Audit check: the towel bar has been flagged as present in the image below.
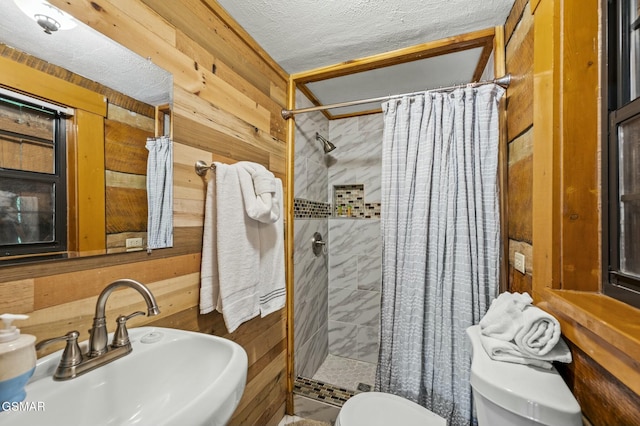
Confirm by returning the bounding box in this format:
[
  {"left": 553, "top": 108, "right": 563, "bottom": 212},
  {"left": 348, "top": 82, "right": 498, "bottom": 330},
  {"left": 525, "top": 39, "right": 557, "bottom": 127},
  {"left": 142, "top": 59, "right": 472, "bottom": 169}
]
[{"left": 195, "top": 160, "right": 216, "bottom": 176}]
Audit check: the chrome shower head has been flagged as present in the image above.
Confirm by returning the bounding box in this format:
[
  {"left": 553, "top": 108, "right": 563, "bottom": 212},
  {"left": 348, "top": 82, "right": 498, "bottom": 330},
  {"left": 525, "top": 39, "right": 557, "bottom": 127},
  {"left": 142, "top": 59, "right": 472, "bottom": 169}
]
[{"left": 316, "top": 132, "right": 336, "bottom": 153}]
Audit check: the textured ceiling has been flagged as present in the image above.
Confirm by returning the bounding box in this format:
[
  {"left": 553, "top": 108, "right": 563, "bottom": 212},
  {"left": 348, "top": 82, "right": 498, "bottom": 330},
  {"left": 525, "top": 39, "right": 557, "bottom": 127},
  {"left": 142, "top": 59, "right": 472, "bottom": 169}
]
[
  {"left": 216, "top": 0, "right": 516, "bottom": 74},
  {"left": 0, "top": 1, "right": 515, "bottom": 117}
]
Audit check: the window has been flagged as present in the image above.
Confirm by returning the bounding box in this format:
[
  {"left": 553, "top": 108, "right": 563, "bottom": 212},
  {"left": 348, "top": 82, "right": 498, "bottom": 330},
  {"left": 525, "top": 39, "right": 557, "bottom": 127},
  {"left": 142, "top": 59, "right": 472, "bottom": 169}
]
[
  {"left": 606, "top": 0, "right": 640, "bottom": 307},
  {"left": 0, "top": 89, "right": 67, "bottom": 259}
]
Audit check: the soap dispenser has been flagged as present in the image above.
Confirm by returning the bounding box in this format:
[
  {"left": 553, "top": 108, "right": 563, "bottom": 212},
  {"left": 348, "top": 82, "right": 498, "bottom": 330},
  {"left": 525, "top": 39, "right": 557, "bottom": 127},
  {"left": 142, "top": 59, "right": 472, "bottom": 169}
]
[{"left": 0, "top": 314, "right": 36, "bottom": 411}]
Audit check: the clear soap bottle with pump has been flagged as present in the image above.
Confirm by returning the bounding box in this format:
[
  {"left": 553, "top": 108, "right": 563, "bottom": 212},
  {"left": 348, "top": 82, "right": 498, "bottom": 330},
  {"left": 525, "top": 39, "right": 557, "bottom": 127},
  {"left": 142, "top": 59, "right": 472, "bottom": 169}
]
[{"left": 0, "top": 314, "right": 36, "bottom": 411}]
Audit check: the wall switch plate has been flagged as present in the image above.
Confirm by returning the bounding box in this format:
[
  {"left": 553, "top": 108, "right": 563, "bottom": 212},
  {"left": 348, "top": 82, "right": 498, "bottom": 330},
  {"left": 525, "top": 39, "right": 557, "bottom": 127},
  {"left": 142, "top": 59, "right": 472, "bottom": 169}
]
[
  {"left": 514, "top": 251, "right": 526, "bottom": 274},
  {"left": 126, "top": 237, "right": 143, "bottom": 249}
]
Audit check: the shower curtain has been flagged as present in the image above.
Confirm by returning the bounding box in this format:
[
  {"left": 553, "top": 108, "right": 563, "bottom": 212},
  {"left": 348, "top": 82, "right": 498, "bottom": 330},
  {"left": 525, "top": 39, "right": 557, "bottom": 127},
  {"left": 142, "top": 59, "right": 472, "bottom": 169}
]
[
  {"left": 146, "top": 136, "right": 173, "bottom": 251},
  {"left": 375, "top": 84, "right": 504, "bottom": 426}
]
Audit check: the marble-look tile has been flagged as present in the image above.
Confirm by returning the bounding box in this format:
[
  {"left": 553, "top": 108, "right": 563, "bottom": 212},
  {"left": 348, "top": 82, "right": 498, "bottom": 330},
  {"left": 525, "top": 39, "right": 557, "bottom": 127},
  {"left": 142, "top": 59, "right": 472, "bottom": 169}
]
[
  {"left": 294, "top": 218, "right": 329, "bottom": 367},
  {"left": 293, "top": 395, "right": 340, "bottom": 424},
  {"left": 318, "top": 285, "right": 328, "bottom": 328},
  {"left": 328, "top": 320, "right": 358, "bottom": 359},
  {"left": 307, "top": 158, "right": 328, "bottom": 202},
  {"left": 358, "top": 164, "right": 382, "bottom": 203},
  {"left": 358, "top": 114, "right": 383, "bottom": 133},
  {"left": 296, "top": 324, "right": 329, "bottom": 378},
  {"left": 357, "top": 255, "right": 381, "bottom": 291},
  {"left": 356, "top": 326, "right": 379, "bottom": 363},
  {"left": 295, "top": 220, "right": 329, "bottom": 262},
  {"left": 329, "top": 117, "right": 358, "bottom": 137},
  {"left": 294, "top": 155, "right": 308, "bottom": 199},
  {"left": 328, "top": 253, "right": 358, "bottom": 289},
  {"left": 294, "top": 296, "right": 315, "bottom": 351},
  {"left": 295, "top": 90, "right": 329, "bottom": 167},
  {"left": 329, "top": 219, "right": 381, "bottom": 257},
  {"left": 296, "top": 89, "right": 315, "bottom": 109},
  {"left": 327, "top": 161, "right": 358, "bottom": 187},
  {"left": 329, "top": 288, "right": 380, "bottom": 327}
]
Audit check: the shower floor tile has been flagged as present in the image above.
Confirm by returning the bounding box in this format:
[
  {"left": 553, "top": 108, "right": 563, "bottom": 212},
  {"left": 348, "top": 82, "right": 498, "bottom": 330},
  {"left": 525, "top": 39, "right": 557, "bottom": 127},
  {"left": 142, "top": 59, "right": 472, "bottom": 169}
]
[{"left": 312, "top": 354, "right": 376, "bottom": 392}]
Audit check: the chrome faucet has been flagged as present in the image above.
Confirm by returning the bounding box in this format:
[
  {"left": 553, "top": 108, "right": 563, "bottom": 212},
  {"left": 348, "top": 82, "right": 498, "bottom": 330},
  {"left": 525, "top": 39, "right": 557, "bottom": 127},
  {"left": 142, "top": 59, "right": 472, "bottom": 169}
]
[{"left": 36, "top": 279, "right": 160, "bottom": 380}]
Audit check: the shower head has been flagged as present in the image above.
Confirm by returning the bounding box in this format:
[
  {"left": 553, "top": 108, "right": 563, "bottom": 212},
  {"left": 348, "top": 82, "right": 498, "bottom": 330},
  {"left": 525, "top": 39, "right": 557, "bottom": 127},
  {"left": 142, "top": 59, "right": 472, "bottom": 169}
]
[{"left": 316, "top": 132, "right": 337, "bottom": 153}]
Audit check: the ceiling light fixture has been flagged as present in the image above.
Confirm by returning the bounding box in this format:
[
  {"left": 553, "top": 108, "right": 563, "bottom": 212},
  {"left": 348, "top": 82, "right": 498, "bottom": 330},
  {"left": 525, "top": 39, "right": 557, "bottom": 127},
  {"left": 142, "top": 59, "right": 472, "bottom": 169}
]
[{"left": 13, "top": 0, "right": 77, "bottom": 34}]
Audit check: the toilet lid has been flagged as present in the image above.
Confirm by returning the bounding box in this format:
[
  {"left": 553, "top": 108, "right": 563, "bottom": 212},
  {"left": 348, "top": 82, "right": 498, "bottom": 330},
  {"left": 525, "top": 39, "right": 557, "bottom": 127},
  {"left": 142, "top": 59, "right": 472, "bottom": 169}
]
[{"left": 338, "top": 392, "right": 446, "bottom": 426}]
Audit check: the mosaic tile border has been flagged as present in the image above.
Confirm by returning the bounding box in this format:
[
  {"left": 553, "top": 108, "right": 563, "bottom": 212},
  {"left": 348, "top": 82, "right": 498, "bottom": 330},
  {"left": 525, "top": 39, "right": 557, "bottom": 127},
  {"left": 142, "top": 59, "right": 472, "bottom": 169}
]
[
  {"left": 293, "top": 376, "right": 356, "bottom": 408},
  {"left": 294, "top": 198, "right": 332, "bottom": 219}
]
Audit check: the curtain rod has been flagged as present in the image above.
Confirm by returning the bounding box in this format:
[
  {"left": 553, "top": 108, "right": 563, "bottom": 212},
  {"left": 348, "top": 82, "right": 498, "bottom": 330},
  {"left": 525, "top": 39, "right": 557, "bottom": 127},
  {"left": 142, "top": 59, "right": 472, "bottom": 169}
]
[{"left": 281, "top": 74, "right": 511, "bottom": 120}]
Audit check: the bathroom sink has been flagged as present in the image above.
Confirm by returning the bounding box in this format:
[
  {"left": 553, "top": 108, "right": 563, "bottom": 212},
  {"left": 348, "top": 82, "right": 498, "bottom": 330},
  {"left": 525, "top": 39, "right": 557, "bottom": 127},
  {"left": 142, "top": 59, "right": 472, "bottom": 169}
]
[{"left": 1, "top": 327, "right": 248, "bottom": 426}]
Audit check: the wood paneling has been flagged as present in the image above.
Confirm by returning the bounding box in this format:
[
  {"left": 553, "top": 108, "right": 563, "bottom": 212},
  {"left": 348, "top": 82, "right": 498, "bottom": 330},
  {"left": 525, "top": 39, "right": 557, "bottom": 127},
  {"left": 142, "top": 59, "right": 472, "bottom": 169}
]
[
  {"left": 292, "top": 28, "right": 496, "bottom": 84},
  {"left": 557, "top": 340, "right": 640, "bottom": 426},
  {"left": 0, "top": 55, "right": 106, "bottom": 116},
  {"left": 558, "top": 0, "right": 600, "bottom": 291},
  {"left": 505, "top": 7, "right": 534, "bottom": 141},
  {"left": 518, "top": 0, "right": 640, "bottom": 423},
  {"left": 505, "top": 0, "right": 530, "bottom": 43},
  {"left": 105, "top": 187, "right": 147, "bottom": 233},
  {"left": 105, "top": 120, "right": 152, "bottom": 175},
  {"left": 3, "top": 0, "right": 289, "bottom": 423},
  {"left": 74, "top": 109, "right": 106, "bottom": 253}
]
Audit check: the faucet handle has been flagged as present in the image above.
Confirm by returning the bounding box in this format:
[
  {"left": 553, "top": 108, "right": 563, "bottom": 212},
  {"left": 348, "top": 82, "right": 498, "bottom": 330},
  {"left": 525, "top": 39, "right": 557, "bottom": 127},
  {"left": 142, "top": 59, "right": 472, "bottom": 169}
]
[
  {"left": 112, "top": 311, "right": 145, "bottom": 348},
  {"left": 36, "top": 330, "right": 83, "bottom": 368}
]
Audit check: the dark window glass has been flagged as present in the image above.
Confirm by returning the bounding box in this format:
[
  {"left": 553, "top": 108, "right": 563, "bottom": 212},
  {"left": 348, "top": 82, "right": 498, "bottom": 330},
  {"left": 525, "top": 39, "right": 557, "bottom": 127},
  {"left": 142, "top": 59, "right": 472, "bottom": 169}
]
[
  {"left": 606, "top": 0, "right": 640, "bottom": 307},
  {"left": 0, "top": 92, "right": 67, "bottom": 258}
]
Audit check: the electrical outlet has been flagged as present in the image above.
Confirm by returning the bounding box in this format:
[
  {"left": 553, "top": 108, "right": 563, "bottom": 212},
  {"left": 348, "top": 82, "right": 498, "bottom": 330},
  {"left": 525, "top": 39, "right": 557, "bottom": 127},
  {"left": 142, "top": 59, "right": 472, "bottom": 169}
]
[
  {"left": 125, "top": 237, "right": 143, "bottom": 249},
  {"left": 514, "top": 251, "right": 526, "bottom": 274}
]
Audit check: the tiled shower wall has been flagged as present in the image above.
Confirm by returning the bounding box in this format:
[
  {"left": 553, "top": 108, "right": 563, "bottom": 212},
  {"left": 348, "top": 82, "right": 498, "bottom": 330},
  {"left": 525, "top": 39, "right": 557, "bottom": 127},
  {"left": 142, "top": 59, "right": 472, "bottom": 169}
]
[
  {"left": 327, "top": 115, "right": 384, "bottom": 363},
  {"left": 293, "top": 90, "right": 330, "bottom": 378}
]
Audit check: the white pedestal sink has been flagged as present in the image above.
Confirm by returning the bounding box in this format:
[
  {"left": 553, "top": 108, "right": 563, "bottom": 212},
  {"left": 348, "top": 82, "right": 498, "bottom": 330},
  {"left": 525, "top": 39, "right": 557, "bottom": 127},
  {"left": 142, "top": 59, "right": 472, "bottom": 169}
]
[{"left": 0, "top": 327, "right": 248, "bottom": 426}]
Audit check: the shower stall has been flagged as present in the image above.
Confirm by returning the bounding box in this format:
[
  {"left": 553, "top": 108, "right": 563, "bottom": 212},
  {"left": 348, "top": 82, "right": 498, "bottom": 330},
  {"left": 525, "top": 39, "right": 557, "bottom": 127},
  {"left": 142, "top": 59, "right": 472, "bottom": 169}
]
[{"left": 292, "top": 90, "right": 384, "bottom": 414}]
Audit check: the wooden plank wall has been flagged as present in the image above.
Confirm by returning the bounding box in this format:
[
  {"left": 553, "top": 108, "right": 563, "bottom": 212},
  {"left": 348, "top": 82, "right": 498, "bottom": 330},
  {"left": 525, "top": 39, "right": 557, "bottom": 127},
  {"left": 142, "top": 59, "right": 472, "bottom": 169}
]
[
  {"left": 506, "top": 1, "right": 640, "bottom": 424},
  {"left": 505, "top": 0, "right": 534, "bottom": 295},
  {"left": 1, "top": 1, "right": 289, "bottom": 424},
  {"left": 105, "top": 104, "right": 154, "bottom": 253}
]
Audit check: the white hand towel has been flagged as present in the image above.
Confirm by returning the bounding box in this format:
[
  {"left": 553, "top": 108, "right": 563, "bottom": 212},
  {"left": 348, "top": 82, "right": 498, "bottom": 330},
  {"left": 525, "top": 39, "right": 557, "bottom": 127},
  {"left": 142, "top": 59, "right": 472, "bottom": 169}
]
[
  {"left": 479, "top": 291, "right": 533, "bottom": 341},
  {"left": 480, "top": 333, "right": 572, "bottom": 370},
  {"left": 214, "top": 163, "right": 260, "bottom": 332},
  {"left": 514, "top": 305, "right": 561, "bottom": 356},
  {"left": 236, "top": 161, "right": 280, "bottom": 224},
  {"left": 199, "top": 173, "right": 221, "bottom": 314},
  {"left": 258, "top": 178, "right": 286, "bottom": 316}
]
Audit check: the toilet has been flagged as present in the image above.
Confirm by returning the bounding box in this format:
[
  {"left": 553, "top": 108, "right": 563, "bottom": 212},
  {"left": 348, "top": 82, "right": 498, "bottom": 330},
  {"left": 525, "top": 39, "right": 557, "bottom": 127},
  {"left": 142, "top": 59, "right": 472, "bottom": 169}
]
[
  {"left": 335, "top": 326, "right": 582, "bottom": 426},
  {"left": 335, "top": 391, "right": 446, "bottom": 426},
  {"left": 466, "top": 325, "right": 581, "bottom": 426}
]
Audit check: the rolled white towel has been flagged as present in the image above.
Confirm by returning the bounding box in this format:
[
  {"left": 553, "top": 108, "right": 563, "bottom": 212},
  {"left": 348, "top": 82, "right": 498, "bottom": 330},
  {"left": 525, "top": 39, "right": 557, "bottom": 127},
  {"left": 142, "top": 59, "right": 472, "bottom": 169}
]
[
  {"left": 480, "top": 333, "right": 572, "bottom": 370},
  {"left": 236, "top": 162, "right": 280, "bottom": 224},
  {"left": 480, "top": 291, "right": 533, "bottom": 341},
  {"left": 514, "top": 305, "right": 561, "bottom": 356}
]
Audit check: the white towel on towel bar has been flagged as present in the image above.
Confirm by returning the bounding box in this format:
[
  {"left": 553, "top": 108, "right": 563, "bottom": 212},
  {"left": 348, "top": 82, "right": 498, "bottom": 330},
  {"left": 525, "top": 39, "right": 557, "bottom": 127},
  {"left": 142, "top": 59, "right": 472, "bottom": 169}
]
[
  {"left": 199, "top": 161, "right": 286, "bottom": 333},
  {"left": 236, "top": 161, "right": 281, "bottom": 224},
  {"left": 257, "top": 178, "right": 286, "bottom": 317},
  {"left": 199, "top": 172, "right": 222, "bottom": 315}
]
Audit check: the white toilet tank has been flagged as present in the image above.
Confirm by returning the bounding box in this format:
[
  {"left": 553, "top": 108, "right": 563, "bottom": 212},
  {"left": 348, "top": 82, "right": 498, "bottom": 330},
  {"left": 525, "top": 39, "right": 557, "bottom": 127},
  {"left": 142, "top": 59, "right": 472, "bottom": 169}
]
[{"left": 467, "top": 325, "right": 582, "bottom": 426}]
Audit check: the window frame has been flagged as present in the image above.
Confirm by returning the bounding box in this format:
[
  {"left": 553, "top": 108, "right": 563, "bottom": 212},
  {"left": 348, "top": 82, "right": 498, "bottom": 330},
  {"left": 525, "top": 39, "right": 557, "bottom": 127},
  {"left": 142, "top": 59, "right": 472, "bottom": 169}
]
[
  {"left": 0, "top": 92, "right": 68, "bottom": 259},
  {"left": 605, "top": 0, "right": 640, "bottom": 307}
]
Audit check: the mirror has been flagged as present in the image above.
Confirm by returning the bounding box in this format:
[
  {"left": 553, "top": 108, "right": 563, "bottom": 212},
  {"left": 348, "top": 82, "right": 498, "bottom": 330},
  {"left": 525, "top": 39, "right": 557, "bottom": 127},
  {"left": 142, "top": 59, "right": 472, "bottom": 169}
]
[{"left": 0, "top": 0, "right": 173, "bottom": 262}]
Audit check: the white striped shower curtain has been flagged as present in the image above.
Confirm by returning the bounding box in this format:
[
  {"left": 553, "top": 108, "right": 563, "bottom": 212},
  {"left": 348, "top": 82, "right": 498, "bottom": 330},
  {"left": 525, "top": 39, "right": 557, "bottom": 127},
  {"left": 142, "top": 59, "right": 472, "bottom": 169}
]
[{"left": 375, "top": 84, "right": 504, "bottom": 426}]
